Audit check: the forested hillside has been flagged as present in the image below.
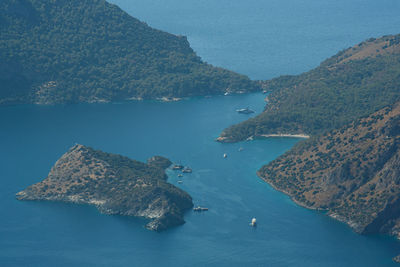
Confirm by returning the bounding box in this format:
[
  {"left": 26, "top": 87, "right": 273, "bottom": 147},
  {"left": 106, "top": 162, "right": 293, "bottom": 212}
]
[
  {"left": 0, "top": 0, "right": 259, "bottom": 104},
  {"left": 218, "top": 35, "right": 400, "bottom": 142}
]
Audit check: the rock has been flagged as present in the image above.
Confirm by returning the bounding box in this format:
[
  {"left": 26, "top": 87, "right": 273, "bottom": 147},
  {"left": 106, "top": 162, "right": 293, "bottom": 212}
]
[{"left": 16, "top": 144, "right": 193, "bottom": 231}]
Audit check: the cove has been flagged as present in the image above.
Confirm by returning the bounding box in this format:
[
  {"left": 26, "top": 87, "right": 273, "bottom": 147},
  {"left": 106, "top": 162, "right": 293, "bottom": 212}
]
[{"left": 2, "top": 0, "right": 400, "bottom": 265}]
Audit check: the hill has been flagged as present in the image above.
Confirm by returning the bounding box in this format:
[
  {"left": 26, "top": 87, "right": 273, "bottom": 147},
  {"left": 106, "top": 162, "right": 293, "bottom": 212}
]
[
  {"left": 16, "top": 144, "right": 193, "bottom": 231},
  {"left": 0, "top": 0, "right": 259, "bottom": 105},
  {"left": 218, "top": 34, "right": 400, "bottom": 142},
  {"left": 259, "top": 103, "right": 400, "bottom": 237}
]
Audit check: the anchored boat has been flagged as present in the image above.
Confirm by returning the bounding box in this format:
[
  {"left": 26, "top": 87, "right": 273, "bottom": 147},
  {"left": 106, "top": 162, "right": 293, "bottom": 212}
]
[
  {"left": 236, "top": 107, "right": 255, "bottom": 114},
  {"left": 182, "top": 167, "right": 192, "bottom": 173},
  {"left": 172, "top": 164, "right": 184, "bottom": 170},
  {"left": 193, "top": 206, "right": 208, "bottom": 212}
]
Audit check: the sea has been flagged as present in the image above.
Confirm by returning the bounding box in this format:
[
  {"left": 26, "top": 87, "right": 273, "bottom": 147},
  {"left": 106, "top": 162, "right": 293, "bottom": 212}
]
[{"left": 1, "top": 0, "right": 400, "bottom": 266}]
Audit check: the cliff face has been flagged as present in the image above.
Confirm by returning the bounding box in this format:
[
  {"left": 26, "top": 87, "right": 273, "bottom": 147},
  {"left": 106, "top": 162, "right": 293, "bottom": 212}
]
[
  {"left": 218, "top": 34, "right": 400, "bottom": 143},
  {"left": 259, "top": 103, "right": 400, "bottom": 235},
  {"left": 16, "top": 144, "right": 193, "bottom": 231}
]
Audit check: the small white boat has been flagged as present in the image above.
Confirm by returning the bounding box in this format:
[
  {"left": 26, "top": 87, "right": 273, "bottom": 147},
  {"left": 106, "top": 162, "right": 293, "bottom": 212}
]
[
  {"left": 236, "top": 107, "right": 255, "bottom": 114},
  {"left": 193, "top": 206, "right": 208, "bottom": 212},
  {"left": 182, "top": 167, "right": 192, "bottom": 173},
  {"left": 238, "top": 147, "right": 244, "bottom": 152},
  {"left": 172, "top": 164, "right": 184, "bottom": 170},
  {"left": 250, "top": 218, "right": 257, "bottom": 227},
  {"left": 223, "top": 153, "right": 227, "bottom": 158}
]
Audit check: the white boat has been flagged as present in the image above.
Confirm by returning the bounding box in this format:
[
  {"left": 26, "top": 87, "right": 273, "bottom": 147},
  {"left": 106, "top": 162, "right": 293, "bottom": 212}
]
[
  {"left": 236, "top": 107, "right": 255, "bottom": 114},
  {"left": 250, "top": 218, "right": 257, "bottom": 227},
  {"left": 182, "top": 167, "right": 192, "bottom": 173},
  {"left": 223, "top": 153, "right": 227, "bottom": 158},
  {"left": 193, "top": 206, "right": 208, "bottom": 212},
  {"left": 172, "top": 164, "right": 184, "bottom": 170}
]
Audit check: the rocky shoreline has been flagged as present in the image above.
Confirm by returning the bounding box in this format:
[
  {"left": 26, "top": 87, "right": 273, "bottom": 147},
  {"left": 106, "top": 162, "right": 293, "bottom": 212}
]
[
  {"left": 259, "top": 168, "right": 365, "bottom": 232},
  {"left": 257, "top": 104, "right": 400, "bottom": 262}
]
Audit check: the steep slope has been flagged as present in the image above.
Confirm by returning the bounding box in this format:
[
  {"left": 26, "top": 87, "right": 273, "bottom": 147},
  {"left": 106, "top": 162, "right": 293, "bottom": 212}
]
[
  {"left": 218, "top": 34, "right": 400, "bottom": 142},
  {"left": 0, "top": 0, "right": 259, "bottom": 105},
  {"left": 259, "top": 103, "right": 400, "bottom": 236},
  {"left": 16, "top": 144, "right": 193, "bottom": 231}
]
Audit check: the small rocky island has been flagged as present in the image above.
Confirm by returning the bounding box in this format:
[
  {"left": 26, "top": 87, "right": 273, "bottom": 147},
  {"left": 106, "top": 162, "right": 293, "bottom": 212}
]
[{"left": 16, "top": 144, "right": 193, "bottom": 231}]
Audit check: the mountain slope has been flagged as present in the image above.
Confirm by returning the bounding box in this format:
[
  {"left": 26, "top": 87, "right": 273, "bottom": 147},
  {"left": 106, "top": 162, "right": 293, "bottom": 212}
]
[
  {"left": 0, "top": 0, "right": 259, "bottom": 104},
  {"left": 218, "top": 34, "right": 400, "bottom": 142},
  {"left": 259, "top": 103, "right": 400, "bottom": 236},
  {"left": 16, "top": 144, "right": 193, "bottom": 231}
]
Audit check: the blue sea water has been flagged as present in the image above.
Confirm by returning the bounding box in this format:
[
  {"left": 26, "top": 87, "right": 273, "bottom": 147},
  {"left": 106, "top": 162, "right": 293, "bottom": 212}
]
[
  {"left": 109, "top": 0, "right": 400, "bottom": 80},
  {"left": 2, "top": 94, "right": 400, "bottom": 267},
  {"left": 2, "top": 0, "right": 400, "bottom": 266}
]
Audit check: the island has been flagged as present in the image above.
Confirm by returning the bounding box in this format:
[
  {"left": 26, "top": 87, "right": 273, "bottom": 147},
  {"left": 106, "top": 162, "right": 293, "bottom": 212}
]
[{"left": 16, "top": 144, "right": 193, "bottom": 231}]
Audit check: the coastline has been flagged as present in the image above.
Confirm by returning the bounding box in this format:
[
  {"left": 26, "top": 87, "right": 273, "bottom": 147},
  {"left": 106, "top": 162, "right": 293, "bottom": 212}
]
[
  {"left": 257, "top": 171, "right": 399, "bottom": 238},
  {"left": 256, "top": 171, "right": 319, "bottom": 211},
  {"left": 257, "top": 171, "right": 366, "bottom": 230},
  {"left": 259, "top": 134, "right": 310, "bottom": 139},
  {"left": 216, "top": 133, "right": 310, "bottom": 143}
]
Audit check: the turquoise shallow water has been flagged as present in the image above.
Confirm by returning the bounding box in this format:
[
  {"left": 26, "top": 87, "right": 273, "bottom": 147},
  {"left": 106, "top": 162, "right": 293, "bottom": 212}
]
[
  {"left": 2, "top": 0, "right": 400, "bottom": 266},
  {"left": 1, "top": 94, "right": 400, "bottom": 266}
]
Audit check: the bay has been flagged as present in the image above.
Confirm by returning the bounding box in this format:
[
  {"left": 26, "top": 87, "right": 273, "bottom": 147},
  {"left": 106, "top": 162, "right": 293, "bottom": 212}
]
[
  {"left": 2, "top": 0, "right": 400, "bottom": 266},
  {"left": 1, "top": 93, "right": 400, "bottom": 266}
]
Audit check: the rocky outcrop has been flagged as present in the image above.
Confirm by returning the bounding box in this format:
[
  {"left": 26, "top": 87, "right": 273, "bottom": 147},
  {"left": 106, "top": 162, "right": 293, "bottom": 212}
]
[{"left": 16, "top": 144, "right": 193, "bottom": 231}]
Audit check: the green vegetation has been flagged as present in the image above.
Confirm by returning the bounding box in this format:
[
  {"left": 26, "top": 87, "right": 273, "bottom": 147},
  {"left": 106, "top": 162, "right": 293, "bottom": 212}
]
[
  {"left": 16, "top": 144, "right": 193, "bottom": 231},
  {"left": 0, "top": 0, "right": 259, "bottom": 104},
  {"left": 259, "top": 103, "right": 400, "bottom": 234},
  {"left": 219, "top": 35, "right": 400, "bottom": 142}
]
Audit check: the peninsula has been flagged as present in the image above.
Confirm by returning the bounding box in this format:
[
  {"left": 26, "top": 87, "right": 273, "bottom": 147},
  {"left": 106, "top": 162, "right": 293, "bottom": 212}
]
[
  {"left": 218, "top": 34, "right": 400, "bottom": 143},
  {"left": 0, "top": 0, "right": 260, "bottom": 105},
  {"left": 16, "top": 144, "right": 193, "bottom": 231}
]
